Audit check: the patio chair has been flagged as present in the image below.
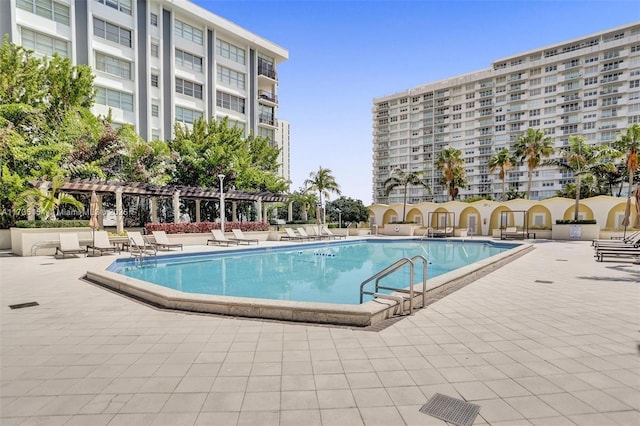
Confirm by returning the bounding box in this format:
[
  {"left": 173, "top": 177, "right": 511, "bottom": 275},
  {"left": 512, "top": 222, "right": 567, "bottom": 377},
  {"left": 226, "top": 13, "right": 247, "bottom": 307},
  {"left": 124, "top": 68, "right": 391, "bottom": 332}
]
[
  {"left": 430, "top": 227, "right": 454, "bottom": 238},
  {"left": 55, "top": 233, "right": 87, "bottom": 259},
  {"left": 207, "top": 229, "right": 240, "bottom": 246},
  {"left": 296, "top": 227, "right": 324, "bottom": 240},
  {"left": 230, "top": 229, "right": 259, "bottom": 245},
  {"left": 87, "top": 230, "right": 119, "bottom": 256},
  {"left": 596, "top": 246, "right": 640, "bottom": 262},
  {"left": 281, "top": 227, "right": 308, "bottom": 241},
  {"left": 126, "top": 231, "right": 157, "bottom": 257},
  {"left": 151, "top": 231, "right": 183, "bottom": 251},
  {"left": 321, "top": 225, "right": 347, "bottom": 240},
  {"left": 501, "top": 227, "right": 525, "bottom": 240},
  {"left": 592, "top": 232, "right": 640, "bottom": 248},
  {"left": 310, "top": 226, "right": 333, "bottom": 240}
]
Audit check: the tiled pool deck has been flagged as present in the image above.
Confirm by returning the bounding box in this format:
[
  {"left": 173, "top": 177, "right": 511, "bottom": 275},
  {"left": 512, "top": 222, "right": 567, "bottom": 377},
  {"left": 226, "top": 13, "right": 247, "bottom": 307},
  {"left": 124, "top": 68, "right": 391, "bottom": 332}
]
[{"left": 1, "top": 239, "right": 638, "bottom": 425}]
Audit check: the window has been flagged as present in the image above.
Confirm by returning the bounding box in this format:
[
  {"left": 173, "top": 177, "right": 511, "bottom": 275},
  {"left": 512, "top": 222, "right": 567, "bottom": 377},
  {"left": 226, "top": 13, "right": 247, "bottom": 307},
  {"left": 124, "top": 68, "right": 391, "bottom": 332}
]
[
  {"left": 545, "top": 65, "right": 557, "bottom": 72},
  {"left": 583, "top": 122, "right": 595, "bottom": 130},
  {"left": 175, "top": 77, "right": 203, "bottom": 99},
  {"left": 216, "top": 38, "right": 246, "bottom": 65},
  {"left": 95, "top": 52, "right": 131, "bottom": 79},
  {"left": 217, "top": 65, "right": 245, "bottom": 90},
  {"left": 151, "top": 104, "right": 159, "bottom": 117},
  {"left": 630, "top": 80, "right": 640, "bottom": 89},
  {"left": 544, "top": 85, "right": 556, "bottom": 93},
  {"left": 95, "top": 0, "right": 132, "bottom": 15},
  {"left": 21, "top": 28, "right": 69, "bottom": 57},
  {"left": 529, "top": 119, "right": 540, "bottom": 127},
  {"left": 151, "top": 74, "right": 158, "bottom": 87},
  {"left": 216, "top": 91, "right": 246, "bottom": 113},
  {"left": 175, "top": 106, "right": 202, "bottom": 124},
  {"left": 150, "top": 12, "right": 158, "bottom": 26},
  {"left": 529, "top": 109, "right": 540, "bottom": 117},
  {"left": 175, "top": 49, "right": 203, "bottom": 72},
  {"left": 17, "top": 0, "right": 70, "bottom": 25},
  {"left": 495, "top": 125, "right": 505, "bottom": 132},
  {"left": 174, "top": 19, "right": 203, "bottom": 45},
  {"left": 466, "top": 101, "right": 475, "bottom": 108},
  {"left": 584, "top": 77, "right": 598, "bottom": 86},
  {"left": 583, "top": 99, "right": 597, "bottom": 108},
  {"left": 93, "top": 17, "right": 132, "bottom": 47},
  {"left": 150, "top": 42, "right": 159, "bottom": 57},
  {"left": 95, "top": 86, "right": 133, "bottom": 111},
  {"left": 529, "top": 88, "right": 541, "bottom": 96}
]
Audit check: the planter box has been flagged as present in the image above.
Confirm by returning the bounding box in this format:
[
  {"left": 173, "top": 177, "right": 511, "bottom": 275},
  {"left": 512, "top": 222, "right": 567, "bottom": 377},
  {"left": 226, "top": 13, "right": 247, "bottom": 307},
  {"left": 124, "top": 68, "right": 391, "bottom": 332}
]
[
  {"left": 11, "top": 227, "right": 93, "bottom": 256},
  {"left": 0, "top": 229, "right": 10, "bottom": 250},
  {"left": 380, "top": 224, "right": 419, "bottom": 236},
  {"left": 551, "top": 224, "right": 600, "bottom": 241}
]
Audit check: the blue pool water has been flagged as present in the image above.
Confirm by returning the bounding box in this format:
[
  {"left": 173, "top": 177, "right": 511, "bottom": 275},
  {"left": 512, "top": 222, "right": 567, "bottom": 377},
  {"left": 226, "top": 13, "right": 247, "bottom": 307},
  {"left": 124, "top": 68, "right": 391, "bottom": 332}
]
[{"left": 109, "top": 240, "right": 516, "bottom": 305}]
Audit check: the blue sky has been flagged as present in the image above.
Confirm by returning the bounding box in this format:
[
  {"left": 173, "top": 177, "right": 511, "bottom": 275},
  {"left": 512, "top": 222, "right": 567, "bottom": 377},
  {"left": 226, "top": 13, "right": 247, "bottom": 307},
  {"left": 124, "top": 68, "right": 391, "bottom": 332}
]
[{"left": 193, "top": 0, "right": 638, "bottom": 204}]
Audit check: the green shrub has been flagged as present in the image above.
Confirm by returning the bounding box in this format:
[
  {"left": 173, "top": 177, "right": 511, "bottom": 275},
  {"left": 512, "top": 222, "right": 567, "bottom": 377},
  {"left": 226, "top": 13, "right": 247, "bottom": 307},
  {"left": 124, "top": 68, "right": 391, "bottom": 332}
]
[
  {"left": 15, "top": 220, "right": 90, "bottom": 228},
  {"left": 555, "top": 219, "right": 597, "bottom": 225}
]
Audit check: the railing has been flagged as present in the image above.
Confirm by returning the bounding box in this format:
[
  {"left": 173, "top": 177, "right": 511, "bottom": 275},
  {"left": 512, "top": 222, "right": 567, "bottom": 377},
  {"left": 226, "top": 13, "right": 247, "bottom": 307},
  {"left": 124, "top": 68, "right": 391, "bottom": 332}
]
[
  {"left": 359, "top": 255, "right": 428, "bottom": 316},
  {"left": 258, "top": 64, "right": 277, "bottom": 80},
  {"left": 258, "top": 90, "right": 278, "bottom": 103}
]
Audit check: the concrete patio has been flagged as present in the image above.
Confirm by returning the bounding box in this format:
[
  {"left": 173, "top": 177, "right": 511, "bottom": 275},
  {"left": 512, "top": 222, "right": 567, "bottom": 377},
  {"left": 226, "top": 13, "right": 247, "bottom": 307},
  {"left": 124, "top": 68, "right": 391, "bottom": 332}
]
[{"left": 1, "top": 240, "right": 638, "bottom": 425}]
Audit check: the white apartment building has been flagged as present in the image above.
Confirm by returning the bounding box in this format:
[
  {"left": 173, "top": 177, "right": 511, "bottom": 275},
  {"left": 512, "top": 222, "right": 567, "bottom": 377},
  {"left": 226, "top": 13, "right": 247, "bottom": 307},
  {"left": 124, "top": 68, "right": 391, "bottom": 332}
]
[
  {"left": 1, "top": 0, "right": 288, "bottom": 166},
  {"left": 372, "top": 22, "right": 640, "bottom": 203}
]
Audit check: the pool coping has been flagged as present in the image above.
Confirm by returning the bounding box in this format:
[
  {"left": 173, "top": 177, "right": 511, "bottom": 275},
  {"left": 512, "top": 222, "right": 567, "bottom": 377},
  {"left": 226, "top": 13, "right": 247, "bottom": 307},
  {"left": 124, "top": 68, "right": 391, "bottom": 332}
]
[{"left": 86, "top": 239, "right": 534, "bottom": 327}]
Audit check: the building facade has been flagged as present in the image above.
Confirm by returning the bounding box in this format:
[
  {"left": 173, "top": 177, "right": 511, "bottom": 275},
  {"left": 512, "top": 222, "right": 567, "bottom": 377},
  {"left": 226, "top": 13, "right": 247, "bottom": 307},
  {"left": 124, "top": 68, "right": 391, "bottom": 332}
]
[
  {"left": 1, "top": 0, "right": 288, "bottom": 156},
  {"left": 372, "top": 22, "right": 640, "bottom": 204},
  {"left": 274, "top": 119, "right": 291, "bottom": 183}
]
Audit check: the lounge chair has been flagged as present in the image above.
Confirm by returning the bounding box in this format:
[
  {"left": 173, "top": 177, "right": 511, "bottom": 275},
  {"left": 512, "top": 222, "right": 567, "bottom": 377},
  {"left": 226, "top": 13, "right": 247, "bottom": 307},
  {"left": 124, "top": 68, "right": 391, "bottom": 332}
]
[
  {"left": 230, "top": 229, "right": 259, "bottom": 245},
  {"left": 430, "top": 227, "right": 454, "bottom": 238},
  {"left": 296, "top": 227, "right": 324, "bottom": 240},
  {"left": 309, "top": 226, "right": 333, "bottom": 240},
  {"left": 501, "top": 227, "right": 525, "bottom": 240},
  {"left": 281, "top": 227, "right": 308, "bottom": 241},
  {"left": 592, "top": 232, "right": 640, "bottom": 248},
  {"left": 596, "top": 247, "right": 640, "bottom": 262},
  {"left": 321, "top": 225, "right": 347, "bottom": 240},
  {"left": 126, "top": 231, "right": 157, "bottom": 257},
  {"left": 151, "top": 231, "right": 183, "bottom": 251},
  {"left": 207, "top": 229, "right": 240, "bottom": 246},
  {"left": 88, "top": 230, "right": 119, "bottom": 256},
  {"left": 56, "top": 233, "right": 87, "bottom": 258}
]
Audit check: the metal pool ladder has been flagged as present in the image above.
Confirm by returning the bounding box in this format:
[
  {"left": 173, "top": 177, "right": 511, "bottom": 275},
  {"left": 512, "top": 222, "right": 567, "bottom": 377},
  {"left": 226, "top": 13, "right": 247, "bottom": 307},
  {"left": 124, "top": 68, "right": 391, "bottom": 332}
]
[{"left": 359, "top": 255, "right": 428, "bottom": 316}]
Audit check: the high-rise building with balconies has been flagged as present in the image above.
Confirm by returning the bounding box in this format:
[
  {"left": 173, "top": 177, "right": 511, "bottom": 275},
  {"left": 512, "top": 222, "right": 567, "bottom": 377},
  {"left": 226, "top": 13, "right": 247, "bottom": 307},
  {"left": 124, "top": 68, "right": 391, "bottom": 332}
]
[
  {"left": 372, "top": 22, "right": 639, "bottom": 203},
  {"left": 1, "top": 0, "right": 288, "bottom": 150}
]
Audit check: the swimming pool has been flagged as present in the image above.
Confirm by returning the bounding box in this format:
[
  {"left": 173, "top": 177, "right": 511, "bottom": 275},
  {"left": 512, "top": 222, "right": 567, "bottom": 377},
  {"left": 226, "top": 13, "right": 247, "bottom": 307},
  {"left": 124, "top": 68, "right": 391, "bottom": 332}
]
[
  {"left": 108, "top": 240, "right": 515, "bottom": 305},
  {"left": 88, "top": 238, "right": 532, "bottom": 326}
]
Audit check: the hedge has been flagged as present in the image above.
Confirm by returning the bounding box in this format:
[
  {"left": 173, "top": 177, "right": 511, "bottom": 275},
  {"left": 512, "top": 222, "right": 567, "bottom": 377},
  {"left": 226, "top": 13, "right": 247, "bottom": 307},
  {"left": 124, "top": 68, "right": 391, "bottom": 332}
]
[
  {"left": 145, "top": 221, "right": 270, "bottom": 234},
  {"left": 555, "top": 219, "right": 597, "bottom": 225},
  {"left": 15, "top": 220, "right": 90, "bottom": 228}
]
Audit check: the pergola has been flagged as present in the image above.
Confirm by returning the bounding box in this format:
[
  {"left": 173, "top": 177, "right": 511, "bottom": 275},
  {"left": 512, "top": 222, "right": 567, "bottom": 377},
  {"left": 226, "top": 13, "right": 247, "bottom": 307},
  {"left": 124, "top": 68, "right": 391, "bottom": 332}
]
[{"left": 32, "top": 179, "right": 290, "bottom": 233}]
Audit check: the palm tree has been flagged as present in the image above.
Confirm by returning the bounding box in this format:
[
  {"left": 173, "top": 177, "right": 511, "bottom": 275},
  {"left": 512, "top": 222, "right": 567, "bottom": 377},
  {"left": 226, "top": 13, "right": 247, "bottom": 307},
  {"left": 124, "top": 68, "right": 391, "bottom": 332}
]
[
  {"left": 383, "top": 168, "right": 430, "bottom": 222},
  {"left": 436, "top": 147, "right": 467, "bottom": 201},
  {"left": 544, "top": 135, "right": 617, "bottom": 220},
  {"left": 514, "top": 128, "right": 554, "bottom": 200},
  {"left": 487, "top": 148, "right": 516, "bottom": 201},
  {"left": 614, "top": 124, "right": 640, "bottom": 199},
  {"left": 303, "top": 166, "right": 341, "bottom": 224},
  {"left": 14, "top": 175, "right": 83, "bottom": 220},
  {"left": 287, "top": 190, "right": 317, "bottom": 222}
]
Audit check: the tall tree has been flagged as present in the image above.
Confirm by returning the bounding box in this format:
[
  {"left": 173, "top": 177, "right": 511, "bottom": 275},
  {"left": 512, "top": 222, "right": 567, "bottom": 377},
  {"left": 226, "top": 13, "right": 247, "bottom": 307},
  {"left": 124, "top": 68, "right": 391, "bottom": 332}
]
[
  {"left": 436, "top": 147, "right": 467, "bottom": 201},
  {"left": 303, "top": 166, "right": 341, "bottom": 224},
  {"left": 325, "top": 197, "right": 370, "bottom": 226},
  {"left": 13, "top": 175, "right": 83, "bottom": 220},
  {"left": 614, "top": 124, "right": 640, "bottom": 199},
  {"left": 488, "top": 148, "right": 516, "bottom": 201},
  {"left": 544, "top": 135, "right": 617, "bottom": 220},
  {"left": 383, "top": 168, "right": 430, "bottom": 221},
  {"left": 514, "top": 128, "right": 554, "bottom": 200}
]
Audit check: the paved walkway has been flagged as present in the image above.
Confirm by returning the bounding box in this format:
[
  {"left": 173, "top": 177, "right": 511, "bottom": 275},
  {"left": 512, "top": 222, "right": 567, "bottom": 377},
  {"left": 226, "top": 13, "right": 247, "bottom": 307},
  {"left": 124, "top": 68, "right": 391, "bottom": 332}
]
[{"left": 1, "top": 240, "right": 638, "bottom": 425}]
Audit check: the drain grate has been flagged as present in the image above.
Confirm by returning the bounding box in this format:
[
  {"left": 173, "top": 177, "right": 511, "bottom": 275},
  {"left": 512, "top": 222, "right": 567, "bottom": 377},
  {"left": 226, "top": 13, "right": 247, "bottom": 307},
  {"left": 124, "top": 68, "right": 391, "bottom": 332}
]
[
  {"left": 556, "top": 259, "right": 568, "bottom": 262},
  {"left": 9, "top": 302, "right": 39, "bottom": 310},
  {"left": 419, "top": 393, "right": 480, "bottom": 426},
  {"left": 534, "top": 280, "right": 554, "bottom": 284}
]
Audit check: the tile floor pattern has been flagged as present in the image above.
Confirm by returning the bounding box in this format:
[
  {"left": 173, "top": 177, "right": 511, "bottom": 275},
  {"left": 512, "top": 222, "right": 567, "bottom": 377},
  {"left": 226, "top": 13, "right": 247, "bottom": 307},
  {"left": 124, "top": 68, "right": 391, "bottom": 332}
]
[{"left": 1, "top": 240, "right": 639, "bottom": 425}]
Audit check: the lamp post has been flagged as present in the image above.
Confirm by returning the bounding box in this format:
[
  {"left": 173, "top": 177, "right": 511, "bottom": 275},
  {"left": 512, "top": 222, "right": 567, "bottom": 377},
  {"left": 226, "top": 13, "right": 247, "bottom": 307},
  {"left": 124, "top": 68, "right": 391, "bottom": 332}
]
[
  {"left": 218, "top": 173, "right": 225, "bottom": 233},
  {"left": 336, "top": 208, "right": 342, "bottom": 228}
]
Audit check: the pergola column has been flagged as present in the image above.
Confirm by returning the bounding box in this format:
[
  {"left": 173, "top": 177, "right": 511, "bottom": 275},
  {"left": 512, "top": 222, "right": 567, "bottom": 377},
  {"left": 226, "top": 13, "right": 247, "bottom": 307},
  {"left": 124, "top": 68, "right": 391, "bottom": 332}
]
[
  {"left": 232, "top": 202, "right": 237, "bottom": 222},
  {"left": 173, "top": 190, "right": 181, "bottom": 223},
  {"left": 195, "top": 199, "right": 201, "bottom": 222},
  {"left": 150, "top": 197, "right": 158, "bottom": 223},
  {"left": 262, "top": 200, "right": 268, "bottom": 223},
  {"left": 97, "top": 193, "right": 104, "bottom": 229},
  {"left": 288, "top": 202, "right": 293, "bottom": 222},
  {"left": 115, "top": 188, "right": 124, "bottom": 234},
  {"left": 255, "top": 200, "right": 262, "bottom": 223}
]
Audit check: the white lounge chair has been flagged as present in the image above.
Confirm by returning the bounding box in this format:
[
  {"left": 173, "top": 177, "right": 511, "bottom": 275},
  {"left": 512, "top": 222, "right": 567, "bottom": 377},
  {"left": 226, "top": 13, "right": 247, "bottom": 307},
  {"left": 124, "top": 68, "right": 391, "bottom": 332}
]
[
  {"left": 207, "top": 229, "right": 240, "bottom": 246},
  {"left": 321, "top": 225, "right": 347, "bottom": 240},
  {"left": 151, "top": 231, "right": 183, "bottom": 251},
  {"left": 126, "top": 231, "right": 157, "bottom": 257},
  {"left": 88, "top": 230, "right": 119, "bottom": 256},
  {"left": 56, "top": 233, "right": 87, "bottom": 258},
  {"left": 282, "top": 227, "right": 307, "bottom": 241},
  {"left": 230, "top": 229, "right": 259, "bottom": 245},
  {"left": 501, "top": 227, "right": 525, "bottom": 240},
  {"left": 296, "top": 227, "right": 323, "bottom": 240}
]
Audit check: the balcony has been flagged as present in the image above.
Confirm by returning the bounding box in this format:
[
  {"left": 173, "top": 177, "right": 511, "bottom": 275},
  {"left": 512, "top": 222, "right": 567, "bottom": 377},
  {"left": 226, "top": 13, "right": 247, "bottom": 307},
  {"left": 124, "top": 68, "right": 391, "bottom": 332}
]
[
  {"left": 258, "top": 114, "right": 277, "bottom": 127},
  {"left": 258, "top": 63, "right": 277, "bottom": 80},
  {"left": 258, "top": 90, "right": 278, "bottom": 105}
]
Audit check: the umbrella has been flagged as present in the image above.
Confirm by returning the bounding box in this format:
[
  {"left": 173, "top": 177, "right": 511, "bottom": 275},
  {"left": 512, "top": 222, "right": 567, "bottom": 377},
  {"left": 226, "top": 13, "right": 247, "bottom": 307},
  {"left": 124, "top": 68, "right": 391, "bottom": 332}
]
[
  {"left": 89, "top": 191, "right": 100, "bottom": 254},
  {"left": 621, "top": 196, "right": 631, "bottom": 238},
  {"left": 634, "top": 184, "right": 640, "bottom": 229}
]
